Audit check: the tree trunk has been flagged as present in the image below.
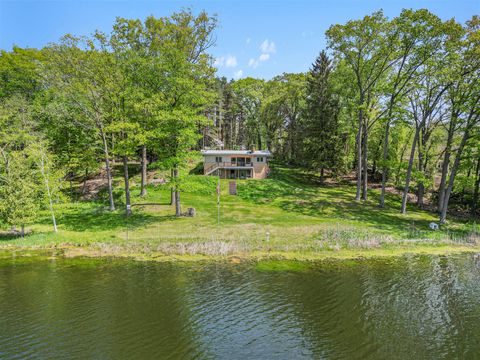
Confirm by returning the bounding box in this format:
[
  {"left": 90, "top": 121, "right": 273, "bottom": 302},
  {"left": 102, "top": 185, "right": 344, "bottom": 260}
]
[
  {"left": 380, "top": 103, "right": 394, "bottom": 208},
  {"left": 170, "top": 168, "right": 176, "bottom": 205},
  {"left": 438, "top": 119, "right": 455, "bottom": 213},
  {"left": 440, "top": 129, "right": 470, "bottom": 223},
  {"left": 355, "top": 105, "right": 364, "bottom": 201},
  {"left": 395, "top": 130, "right": 412, "bottom": 187},
  {"left": 69, "top": 173, "right": 73, "bottom": 202},
  {"left": 101, "top": 130, "right": 115, "bottom": 211},
  {"left": 380, "top": 122, "right": 390, "bottom": 208},
  {"left": 320, "top": 167, "right": 325, "bottom": 184},
  {"left": 417, "top": 183, "right": 425, "bottom": 209},
  {"left": 82, "top": 168, "right": 88, "bottom": 195},
  {"left": 173, "top": 166, "right": 181, "bottom": 217},
  {"left": 417, "top": 134, "right": 425, "bottom": 209},
  {"left": 472, "top": 156, "right": 480, "bottom": 216},
  {"left": 123, "top": 155, "right": 132, "bottom": 216},
  {"left": 140, "top": 144, "right": 147, "bottom": 197},
  {"left": 21, "top": 225, "right": 25, "bottom": 238},
  {"left": 175, "top": 189, "right": 181, "bottom": 217},
  {"left": 361, "top": 121, "right": 368, "bottom": 201},
  {"left": 401, "top": 127, "right": 420, "bottom": 214}
]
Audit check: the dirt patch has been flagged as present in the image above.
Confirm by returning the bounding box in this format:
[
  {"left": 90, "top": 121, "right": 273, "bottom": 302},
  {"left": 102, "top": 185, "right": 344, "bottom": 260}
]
[{"left": 80, "top": 169, "right": 166, "bottom": 200}]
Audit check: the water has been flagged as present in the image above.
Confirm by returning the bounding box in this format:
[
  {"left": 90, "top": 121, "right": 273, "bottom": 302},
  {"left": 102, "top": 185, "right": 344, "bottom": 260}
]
[{"left": 1, "top": 254, "right": 480, "bottom": 359}]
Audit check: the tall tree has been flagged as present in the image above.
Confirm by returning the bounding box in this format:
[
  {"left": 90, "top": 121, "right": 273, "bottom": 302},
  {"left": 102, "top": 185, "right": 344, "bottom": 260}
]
[
  {"left": 378, "top": 9, "right": 446, "bottom": 208},
  {"left": 43, "top": 35, "right": 119, "bottom": 211},
  {"left": 303, "top": 51, "right": 340, "bottom": 180},
  {"left": 327, "top": 11, "right": 397, "bottom": 201}
]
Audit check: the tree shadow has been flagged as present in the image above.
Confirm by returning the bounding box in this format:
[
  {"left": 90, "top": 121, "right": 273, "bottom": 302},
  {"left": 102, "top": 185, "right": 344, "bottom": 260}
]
[
  {"left": 37, "top": 206, "right": 173, "bottom": 232},
  {"left": 237, "top": 163, "right": 451, "bottom": 235}
]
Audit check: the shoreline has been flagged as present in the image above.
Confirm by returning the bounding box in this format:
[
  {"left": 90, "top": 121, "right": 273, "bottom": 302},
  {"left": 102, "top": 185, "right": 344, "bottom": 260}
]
[{"left": 1, "top": 243, "right": 479, "bottom": 263}]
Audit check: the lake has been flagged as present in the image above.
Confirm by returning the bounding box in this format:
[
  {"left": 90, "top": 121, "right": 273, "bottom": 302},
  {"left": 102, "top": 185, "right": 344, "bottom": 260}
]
[{"left": 1, "top": 253, "right": 479, "bottom": 359}]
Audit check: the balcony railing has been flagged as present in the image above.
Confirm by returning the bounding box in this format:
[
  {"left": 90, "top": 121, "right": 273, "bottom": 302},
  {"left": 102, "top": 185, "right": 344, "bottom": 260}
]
[{"left": 213, "top": 161, "right": 253, "bottom": 167}]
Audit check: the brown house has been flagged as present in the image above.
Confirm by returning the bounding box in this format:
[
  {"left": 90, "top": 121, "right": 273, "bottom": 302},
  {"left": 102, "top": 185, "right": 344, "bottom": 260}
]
[{"left": 202, "top": 150, "right": 271, "bottom": 179}]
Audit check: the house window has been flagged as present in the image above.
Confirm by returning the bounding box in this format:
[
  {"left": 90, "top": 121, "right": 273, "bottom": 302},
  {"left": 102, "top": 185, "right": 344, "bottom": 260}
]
[
  {"left": 246, "top": 158, "right": 251, "bottom": 164},
  {"left": 231, "top": 157, "right": 236, "bottom": 164},
  {"left": 256, "top": 157, "right": 264, "bottom": 162},
  {"left": 215, "top": 156, "right": 222, "bottom": 163}
]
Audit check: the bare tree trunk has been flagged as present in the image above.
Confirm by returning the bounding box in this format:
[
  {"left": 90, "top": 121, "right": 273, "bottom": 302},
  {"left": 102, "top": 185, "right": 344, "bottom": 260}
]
[
  {"left": 123, "top": 155, "right": 132, "bottom": 216},
  {"left": 401, "top": 127, "right": 420, "bottom": 214},
  {"left": 100, "top": 130, "right": 115, "bottom": 211},
  {"left": 82, "top": 168, "right": 88, "bottom": 195},
  {"left": 395, "top": 129, "right": 413, "bottom": 187},
  {"left": 140, "top": 144, "right": 147, "bottom": 197},
  {"left": 438, "top": 120, "right": 455, "bottom": 213},
  {"left": 361, "top": 122, "right": 368, "bottom": 201},
  {"left": 69, "top": 173, "right": 73, "bottom": 202},
  {"left": 173, "top": 166, "right": 181, "bottom": 217},
  {"left": 355, "top": 106, "right": 364, "bottom": 201},
  {"left": 440, "top": 129, "right": 470, "bottom": 223},
  {"left": 472, "top": 156, "right": 480, "bottom": 216},
  {"left": 417, "top": 134, "right": 425, "bottom": 209},
  {"left": 380, "top": 102, "right": 395, "bottom": 207},
  {"left": 170, "top": 168, "right": 176, "bottom": 205}
]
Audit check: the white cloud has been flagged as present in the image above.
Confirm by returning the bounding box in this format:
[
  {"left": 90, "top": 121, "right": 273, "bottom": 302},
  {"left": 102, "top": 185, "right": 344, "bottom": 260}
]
[
  {"left": 259, "top": 53, "right": 270, "bottom": 62},
  {"left": 214, "top": 55, "right": 237, "bottom": 68},
  {"left": 233, "top": 70, "right": 243, "bottom": 79},
  {"left": 225, "top": 55, "right": 237, "bottom": 68},
  {"left": 248, "top": 53, "right": 270, "bottom": 69},
  {"left": 260, "top": 39, "right": 276, "bottom": 54},
  {"left": 246, "top": 37, "right": 251, "bottom": 44},
  {"left": 214, "top": 56, "right": 225, "bottom": 67}
]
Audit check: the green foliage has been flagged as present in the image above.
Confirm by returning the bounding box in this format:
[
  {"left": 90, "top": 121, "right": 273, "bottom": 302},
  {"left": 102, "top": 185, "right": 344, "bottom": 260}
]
[
  {"left": 0, "top": 152, "right": 40, "bottom": 229},
  {"left": 302, "top": 51, "right": 340, "bottom": 173}
]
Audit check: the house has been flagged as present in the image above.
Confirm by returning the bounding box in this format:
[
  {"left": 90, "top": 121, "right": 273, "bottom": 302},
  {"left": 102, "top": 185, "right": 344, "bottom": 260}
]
[{"left": 201, "top": 149, "right": 271, "bottom": 179}]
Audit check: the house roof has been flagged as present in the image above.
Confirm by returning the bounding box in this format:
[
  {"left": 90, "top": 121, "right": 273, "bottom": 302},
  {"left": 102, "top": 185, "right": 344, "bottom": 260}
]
[{"left": 201, "top": 149, "right": 271, "bottom": 156}]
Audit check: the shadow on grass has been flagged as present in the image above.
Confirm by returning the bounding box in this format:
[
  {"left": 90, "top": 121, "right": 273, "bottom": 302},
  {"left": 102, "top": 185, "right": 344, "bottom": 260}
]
[
  {"left": 236, "top": 163, "right": 449, "bottom": 235},
  {"left": 37, "top": 206, "right": 175, "bottom": 232},
  {"left": 0, "top": 232, "right": 25, "bottom": 241}
]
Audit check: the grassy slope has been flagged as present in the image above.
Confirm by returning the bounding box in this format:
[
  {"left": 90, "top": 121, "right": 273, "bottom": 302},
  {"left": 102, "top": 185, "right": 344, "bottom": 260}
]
[{"left": 0, "top": 163, "right": 478, "bottom": 260}]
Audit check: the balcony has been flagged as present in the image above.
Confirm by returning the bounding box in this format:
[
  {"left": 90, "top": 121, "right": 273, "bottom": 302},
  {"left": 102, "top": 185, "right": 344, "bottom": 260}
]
[{"left": 214, "top": 161, "right": 253, "bottom": 168}]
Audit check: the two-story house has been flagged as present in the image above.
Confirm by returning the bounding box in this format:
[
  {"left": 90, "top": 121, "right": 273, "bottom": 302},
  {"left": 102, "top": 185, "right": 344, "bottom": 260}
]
[{"left": 201, "top": 150, "right": 271, "bottom": 179}]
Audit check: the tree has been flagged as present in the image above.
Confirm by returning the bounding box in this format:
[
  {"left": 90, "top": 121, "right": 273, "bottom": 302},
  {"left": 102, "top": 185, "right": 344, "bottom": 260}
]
[
  {"left": 43, "top": 35, "right": 118, "bottom": 211},
  {"left": 0, "top": 152, "right": 40, "bottom": 236},
  {"left": 379, "top": 9, "right": 447, "bottom": 208},
  {"left": 327, "top": 11, "right": 397, "bottom": 201},
  {"left": 303, "top": 51, "right": 340, "bottom": 180},
  {"left": 438, "top": 16, "right": 480, "bottom": 216},
  {"left": 146, "top": 10, "right": 217, "bottom": 216},
  {"left": 231, "top": 78, "right": 265, "bottom": 149}
]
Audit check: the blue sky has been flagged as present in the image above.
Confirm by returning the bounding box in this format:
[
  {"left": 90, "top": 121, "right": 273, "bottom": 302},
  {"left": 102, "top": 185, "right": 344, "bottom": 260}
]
[{"left": 1, "top": 0, "right": 478, "bottom": 79}]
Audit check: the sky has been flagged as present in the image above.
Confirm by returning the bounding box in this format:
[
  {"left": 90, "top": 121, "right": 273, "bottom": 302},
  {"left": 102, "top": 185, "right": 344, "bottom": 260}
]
[{"left": 1, "top": 0, "right": 478, "bottom": 79}]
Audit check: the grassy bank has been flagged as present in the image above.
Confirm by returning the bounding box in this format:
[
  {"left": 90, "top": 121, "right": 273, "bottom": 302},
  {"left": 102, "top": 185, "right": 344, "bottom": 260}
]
[{"left": 0, "top": 164, "right": 478, "bottom": 261}]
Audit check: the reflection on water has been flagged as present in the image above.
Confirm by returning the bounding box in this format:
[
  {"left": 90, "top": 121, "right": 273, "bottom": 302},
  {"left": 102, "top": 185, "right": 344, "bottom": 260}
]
[{"left": 1, "top": 254, "right": 479, "bottom": 359}]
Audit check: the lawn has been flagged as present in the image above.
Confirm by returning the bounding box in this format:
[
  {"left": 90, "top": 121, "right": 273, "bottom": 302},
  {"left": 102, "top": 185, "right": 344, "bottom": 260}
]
[{"left": 0, "top": 163, "right": 478, "bottom": 260}]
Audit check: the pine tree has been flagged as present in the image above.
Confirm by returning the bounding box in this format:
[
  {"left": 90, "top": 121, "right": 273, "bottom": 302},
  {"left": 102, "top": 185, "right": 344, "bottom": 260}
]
[{"left": 303, "top": 51, "right": 340, "bottom": 181}]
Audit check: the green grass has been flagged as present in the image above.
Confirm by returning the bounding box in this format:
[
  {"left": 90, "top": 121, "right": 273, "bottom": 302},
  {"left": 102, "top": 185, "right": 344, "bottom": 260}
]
[{"left": 0, "top": 163, "right": 478, "bottom": 260}]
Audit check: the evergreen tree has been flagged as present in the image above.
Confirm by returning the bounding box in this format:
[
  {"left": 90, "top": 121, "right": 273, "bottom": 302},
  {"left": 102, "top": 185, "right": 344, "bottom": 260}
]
[{"left": 303, "top": 51, "right": 340, "bottom": 181}]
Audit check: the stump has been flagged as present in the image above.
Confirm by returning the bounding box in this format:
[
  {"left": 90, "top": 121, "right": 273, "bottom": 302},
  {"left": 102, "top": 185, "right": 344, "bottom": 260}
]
[{"left": 185, "top": 207, "right": 196, "bottom": 217}]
